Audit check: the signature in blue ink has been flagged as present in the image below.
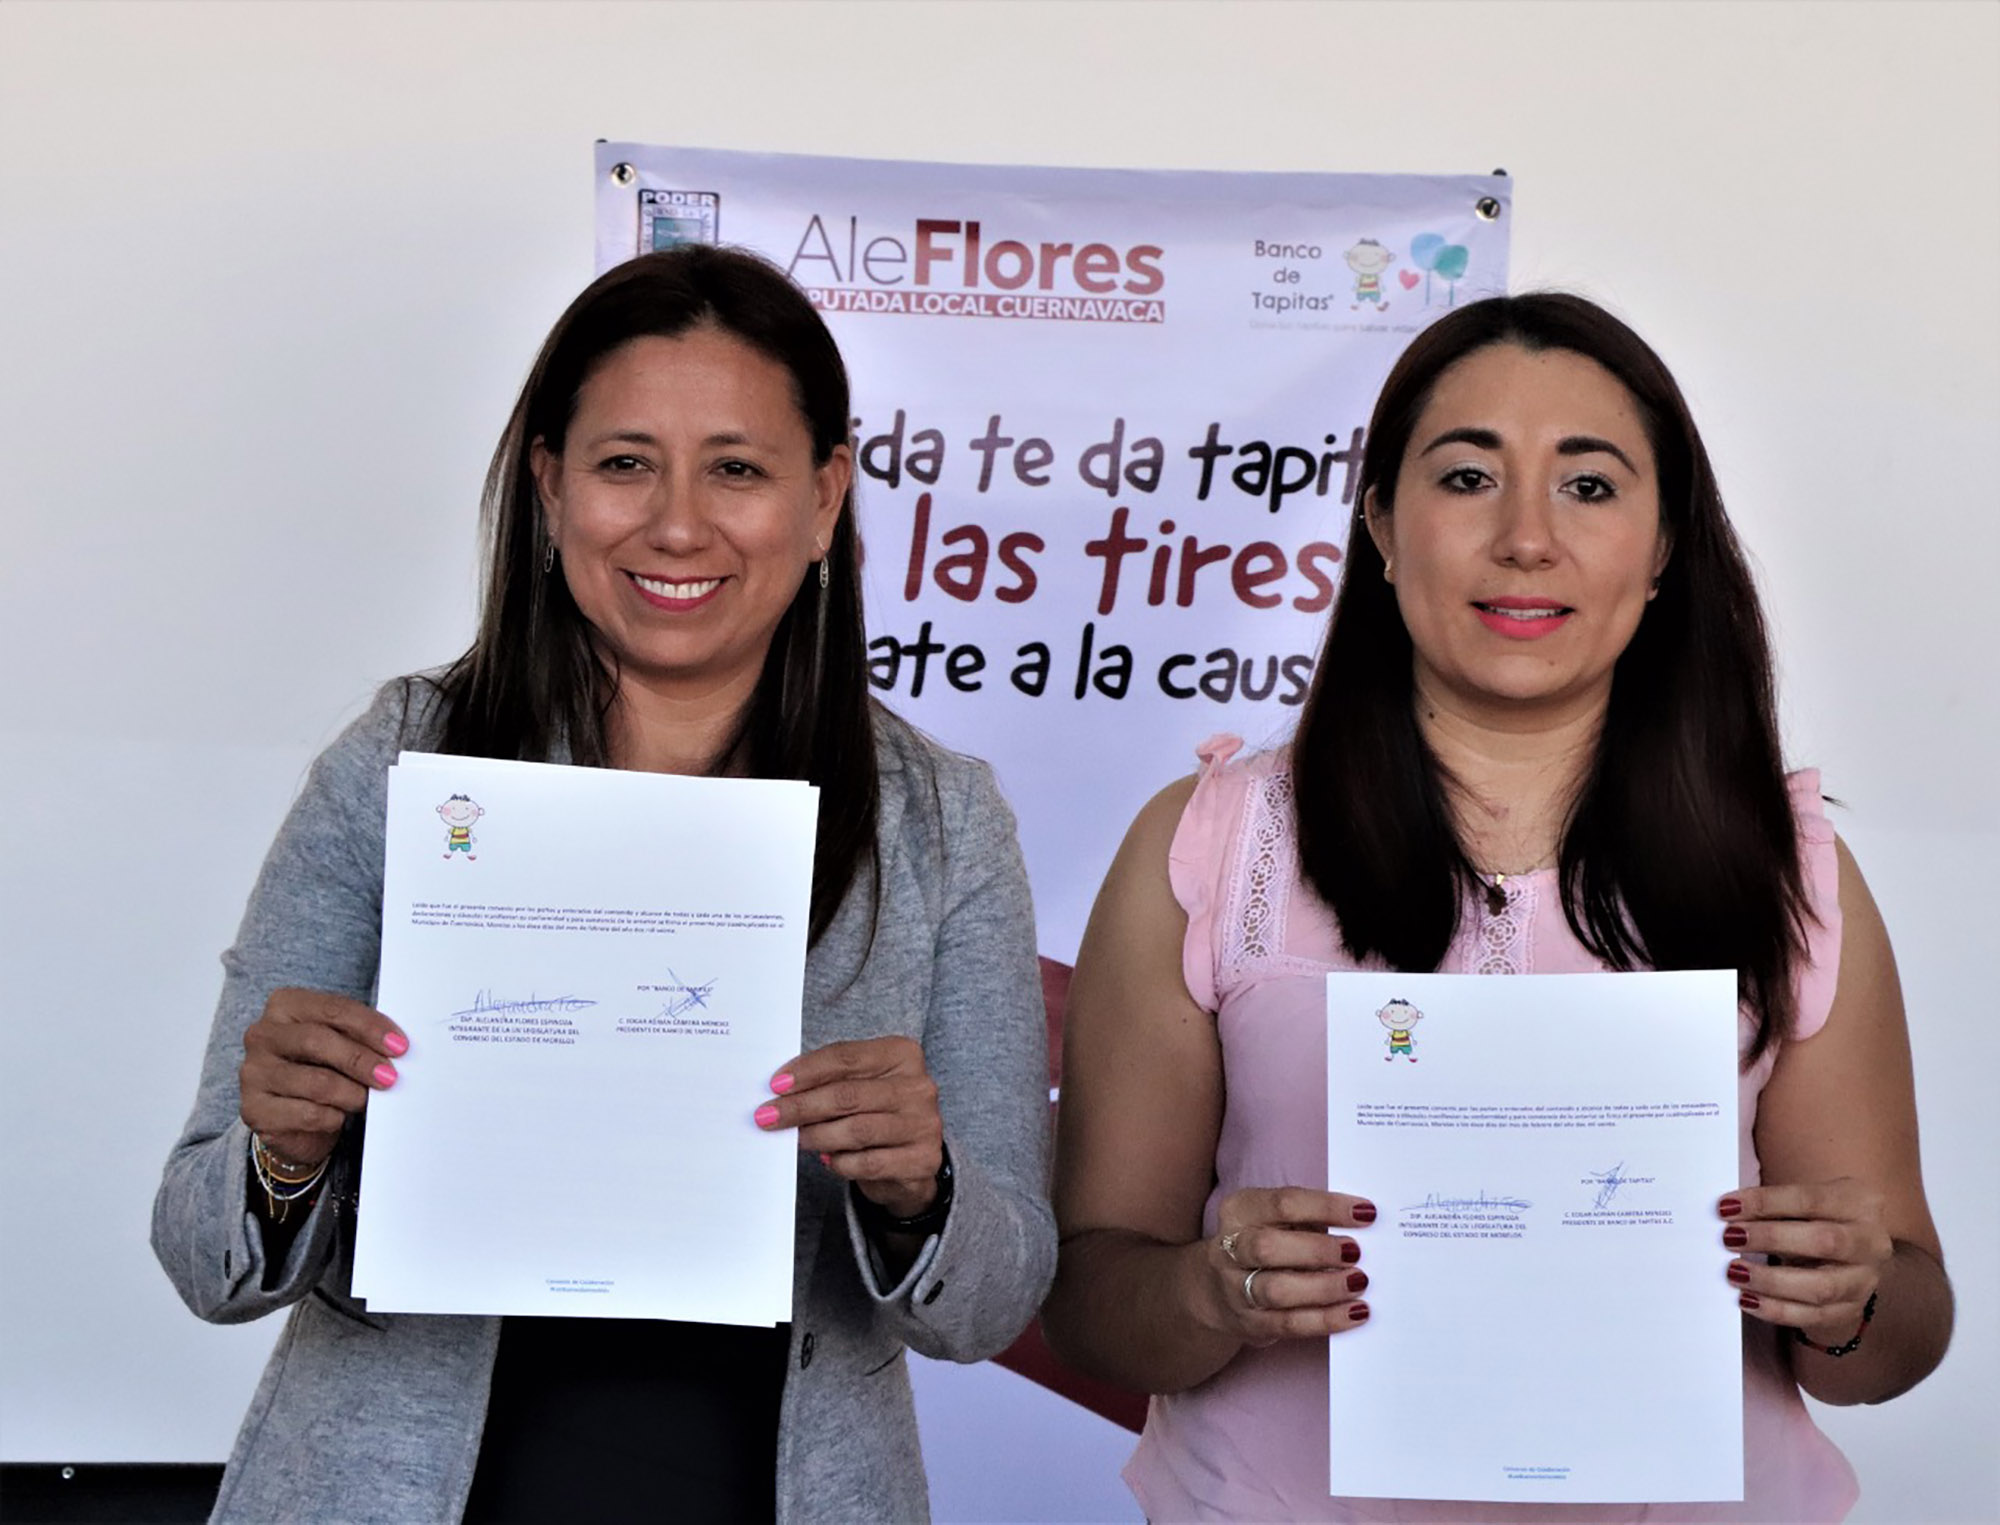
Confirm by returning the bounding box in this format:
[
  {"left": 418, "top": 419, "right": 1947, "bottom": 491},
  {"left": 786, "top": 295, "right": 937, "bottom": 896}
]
[
  {"left": 658, "top": 969, "right": 719, "bottom": 1020},
  {"left": 1582, "top": 1162, "right": 1657, "bottom": 1210},
  {"left": 453, "top": 990, "right": 598, "bottom": 1019},
  {"left": 1403, "top": 1189, "right": 1533, "bottom": 1213}
]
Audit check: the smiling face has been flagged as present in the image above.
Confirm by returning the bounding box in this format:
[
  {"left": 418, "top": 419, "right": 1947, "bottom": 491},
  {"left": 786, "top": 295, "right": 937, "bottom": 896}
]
[
  {"left": 1377, "top": 1000, "right": 1421, "bottom": 1031},
  {"left": 531, "top": 327, "right": 850, "bottom": 707},
  {"left": 1347, "top": 241, "right": 1393, "bottom": 276},
  {"left": 1367, "top": 343, "right": 1670, "bottom": 727}
]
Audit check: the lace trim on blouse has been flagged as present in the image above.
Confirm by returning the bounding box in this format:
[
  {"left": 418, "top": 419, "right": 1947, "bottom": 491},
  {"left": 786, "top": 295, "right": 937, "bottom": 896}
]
[
  {"left": 1465, "top": 876, "right": 1537, "bottom": 975},
  {"left": 1224, "top": 769, "right": 1296, "bottom": 971},
  {"left": 1218, "top": 756, "right": 1544, "bottom": 979}
]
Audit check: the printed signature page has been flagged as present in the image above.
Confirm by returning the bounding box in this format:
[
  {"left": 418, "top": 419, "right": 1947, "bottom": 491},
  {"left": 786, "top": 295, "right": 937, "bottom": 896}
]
[
  {"left": 1326, "top": 970, "right": 1741, "bottom": 1504},
  {"left": 350, "top": 751, "right": 815, "bottom": 1326}
]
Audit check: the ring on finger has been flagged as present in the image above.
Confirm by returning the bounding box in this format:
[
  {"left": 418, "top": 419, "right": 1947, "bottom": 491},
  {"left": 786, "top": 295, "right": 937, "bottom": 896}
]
[
  {"left": 1243, "top": 1268, "right": 1264, "bottom": 1310},
  {"left": 1220, "top": 1231, "right": 1244, "bottom": 1265}
]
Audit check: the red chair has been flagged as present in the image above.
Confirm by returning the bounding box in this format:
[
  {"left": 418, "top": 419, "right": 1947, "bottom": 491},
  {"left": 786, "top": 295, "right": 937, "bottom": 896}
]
[{"left": 987, "top": 957, "right": 1150, "bottom": 1433}]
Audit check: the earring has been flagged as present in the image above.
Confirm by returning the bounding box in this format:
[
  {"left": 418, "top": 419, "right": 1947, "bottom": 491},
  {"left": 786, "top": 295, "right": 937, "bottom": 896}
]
[
  {"left": 543, "top": 539, "right": 556, "bottom": 574},
  {"left": 1382, "top": 557, "right": 1395, "bottom": 583},
  {"left": 816, "top": 539, "right": 830, "bottom": 591}
]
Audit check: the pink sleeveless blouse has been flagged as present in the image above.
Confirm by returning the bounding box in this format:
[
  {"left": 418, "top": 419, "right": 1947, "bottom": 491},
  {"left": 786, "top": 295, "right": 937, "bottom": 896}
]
[{"left": 1123, "top": 737, "right": 1858, "bottom": 1523}]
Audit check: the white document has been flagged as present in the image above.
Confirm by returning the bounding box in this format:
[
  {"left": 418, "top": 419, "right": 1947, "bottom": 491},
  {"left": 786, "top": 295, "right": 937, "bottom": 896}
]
[
  {"left": 350, "top": 751, "right": 816, "bottom": 1326},
  {"left": 1326, "top": 971, "right": 1743, "bottom": 1504}
]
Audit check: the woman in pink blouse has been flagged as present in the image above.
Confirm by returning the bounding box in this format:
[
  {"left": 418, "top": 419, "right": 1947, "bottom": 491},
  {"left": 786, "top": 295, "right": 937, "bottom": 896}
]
[{"left": 1044, "top": 293, "right": 1953, "bottom": 1522}]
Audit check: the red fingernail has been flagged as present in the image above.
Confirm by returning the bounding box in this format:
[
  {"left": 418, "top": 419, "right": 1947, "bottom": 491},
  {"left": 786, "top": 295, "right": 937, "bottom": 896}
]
[
  {"left": 1723, "top": 1226, "right": 1748, "bottom": 1249},
  {"left": 753, "top": 1104, "right": 781, "bottom": 1128},
  {"left": 1738, "top": 1292, "right": 1761, "bottom": 1311},
  {"left": 818, "top": 1152, "right": 833, "bottom": 1167},
  {"left": 1346, "top": 1270, "right": 1369, "bottom": 1294},
  {"left": 382, "top": 1032, "right": 409, "bottom": 1057},
  {"left": 770, "top": 1072, "right": 796, "bottom": 1095},
  {"left": 1726, "top": 1262, "right": 1752, "bottom": 1285},
  {"left": 371, "top": 1062, "right": 398, "bottom": 1087},
  {"left": 1352, "top": 1203, "right": 1378, "bottom": 1225},
  {"left": 1348, "top": 1302, "right": 1371, "bottom": 1323},
  {"left": 1340, "top": 1240, "right": 1362, "bottom": 1265},
  {"left": 1718, "top": 1196, "right": 1743, "bottom": 1218}
]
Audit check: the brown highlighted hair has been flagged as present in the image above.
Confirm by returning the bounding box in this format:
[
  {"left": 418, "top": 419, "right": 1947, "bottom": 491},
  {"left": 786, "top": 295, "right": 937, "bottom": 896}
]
[
  {"left": 432, "top": 244, "right": 876, "bottom": 945},
  {"left": 1294, "top": 293, "right": 1807, "bottom": 1061}
]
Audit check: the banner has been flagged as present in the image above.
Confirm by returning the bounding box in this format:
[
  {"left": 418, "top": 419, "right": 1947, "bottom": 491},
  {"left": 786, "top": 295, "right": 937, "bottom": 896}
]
[{"left": 595, "top": 145, "right": 1510, "bottom": 960}]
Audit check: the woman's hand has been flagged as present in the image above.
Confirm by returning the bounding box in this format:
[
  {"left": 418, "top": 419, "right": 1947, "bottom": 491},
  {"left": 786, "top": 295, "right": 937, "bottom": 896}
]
[
  {"left": 1720, "top": 1179, "right": 1893, "bottom": 1347},
  {"left": 756, "top": 1036, "right": 944, "bottom": 1218},
  {"left": 239, "top": 987, "right": 408, "bottom": 1170},
  {"left": 1196, "top": 1186, "right": 1375, "bottom": 1344}
]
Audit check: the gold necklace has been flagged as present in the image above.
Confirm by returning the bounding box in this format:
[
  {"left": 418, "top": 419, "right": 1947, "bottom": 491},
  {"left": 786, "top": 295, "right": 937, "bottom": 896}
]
[{"left": 1475, "top": 862, "right": 1549, "bottom": 916}]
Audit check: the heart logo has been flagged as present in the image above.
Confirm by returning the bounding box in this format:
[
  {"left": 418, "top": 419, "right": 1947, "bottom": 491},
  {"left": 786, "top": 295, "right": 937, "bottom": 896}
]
[{"left": 1398, "top": 269, "right": 1421, "bottom": 290}]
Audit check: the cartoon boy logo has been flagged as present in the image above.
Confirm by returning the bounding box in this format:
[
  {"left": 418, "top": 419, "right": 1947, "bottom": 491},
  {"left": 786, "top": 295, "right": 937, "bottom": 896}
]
[
  {"left": 1377, "top": 998, "right": 1424, "bottom": 1062},
  {"left": 438, "top": 794, "right": 483, "bottom": 861},
  {"left": 1345, "top": 239, "right": 1395, "bottom": 311}
]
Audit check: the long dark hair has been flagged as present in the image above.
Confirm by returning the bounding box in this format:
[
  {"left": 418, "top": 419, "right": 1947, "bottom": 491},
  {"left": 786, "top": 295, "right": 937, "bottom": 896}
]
[
  {"left": 432, "top": 244, "right": 877, "bottom": 945},
  {"left": 1294, "top": 293, "right": 1807, "bottom": 1061}
]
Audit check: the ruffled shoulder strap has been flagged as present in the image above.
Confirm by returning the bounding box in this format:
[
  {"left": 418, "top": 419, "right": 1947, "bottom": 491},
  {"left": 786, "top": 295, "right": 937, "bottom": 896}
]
[
  {"left": 1167, "top": 736, "right": 1248, "bottom": 1011},
  {"left": 1787, "top": 769, "right": 1842, "bottom": 1041},
  {"left": 1169, "top": 735, "right": 1294, "bottom": 1011}
]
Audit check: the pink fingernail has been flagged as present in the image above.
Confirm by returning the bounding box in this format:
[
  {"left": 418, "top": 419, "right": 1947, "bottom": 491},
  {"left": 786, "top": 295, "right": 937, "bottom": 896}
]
[
  {"left": 770, "top": 1072, "right": 796, "bottom": 1095},
  {"left": 818, "top": 1152, "right": 833, "bottom": 1167},
  {"left": 372, "top": 1062, "right": 398, "bottom": 1087},
  {"left": 383, "top": 1032, "right": 409, "bottom": 1057},
  {"left": 753, "top": 1104, "right": 781, "bottom": 1128}
]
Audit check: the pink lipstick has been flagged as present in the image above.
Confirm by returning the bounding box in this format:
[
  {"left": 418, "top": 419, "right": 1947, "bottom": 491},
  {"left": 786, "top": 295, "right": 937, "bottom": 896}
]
[
  {"left": 628, "top": 571, "right": 725, "bottom": 612},
  {"left": 1473, "top": 597, "right": 1572, "bottom": 639}
]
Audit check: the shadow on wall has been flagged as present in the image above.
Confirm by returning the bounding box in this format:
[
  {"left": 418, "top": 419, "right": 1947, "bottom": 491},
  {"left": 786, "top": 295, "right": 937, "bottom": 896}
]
[{"left": 986, "top": 958, "right": 1150, "bottom": 1435}]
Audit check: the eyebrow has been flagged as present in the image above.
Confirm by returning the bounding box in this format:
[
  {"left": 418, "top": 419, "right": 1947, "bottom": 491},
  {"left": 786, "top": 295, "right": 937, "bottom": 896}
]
[
  {"left": 1418, "top": 426, "right": 1502, "bottom": 456},
  {"left": 1557, "top": 435, "right": 1639, "bottom": 474},
  {"left": 1417, "top": 426, "right": 1639, "bottom": 475},
  {"left": 586, "top": 428, "right": 762, "bottom": 449}
]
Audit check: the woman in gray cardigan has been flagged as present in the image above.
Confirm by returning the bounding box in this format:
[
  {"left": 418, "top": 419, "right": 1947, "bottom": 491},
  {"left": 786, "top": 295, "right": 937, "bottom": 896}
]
[{"left": 152, "top": 245, "right": 1055, "bottom": 1523}]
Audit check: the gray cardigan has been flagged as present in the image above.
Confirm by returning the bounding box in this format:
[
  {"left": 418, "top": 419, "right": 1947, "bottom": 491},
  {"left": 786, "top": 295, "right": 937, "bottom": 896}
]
[{"left": 152, "top": 680, "right": 1055, "bottom": 1523}]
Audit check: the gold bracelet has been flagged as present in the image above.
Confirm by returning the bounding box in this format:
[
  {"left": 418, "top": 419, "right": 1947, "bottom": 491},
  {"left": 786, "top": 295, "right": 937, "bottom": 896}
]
[
  {"left": 252, "top": 1133, "right": 326, "bottom": 1184},
  {"left": 250, "top": 1133, "right": 329, "bottom": 1223}
]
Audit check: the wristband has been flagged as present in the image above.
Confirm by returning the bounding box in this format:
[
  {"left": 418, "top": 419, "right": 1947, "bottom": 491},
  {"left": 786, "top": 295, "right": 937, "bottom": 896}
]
[
  {"left": 1794, "top": 1291, "right": 1878, "bottom": 1358},
  {"left": 251, "top": 1133, "right": 329, "bottom": 1225},
  {"left": 851, "top": 1145, "right": 954, "bottom": 1239}
]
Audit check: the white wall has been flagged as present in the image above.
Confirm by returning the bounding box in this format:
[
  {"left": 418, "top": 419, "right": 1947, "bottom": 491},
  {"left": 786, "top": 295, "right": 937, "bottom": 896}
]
[{"left": 2, "top": 3, "right": 1993, "bottom": 1520}]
